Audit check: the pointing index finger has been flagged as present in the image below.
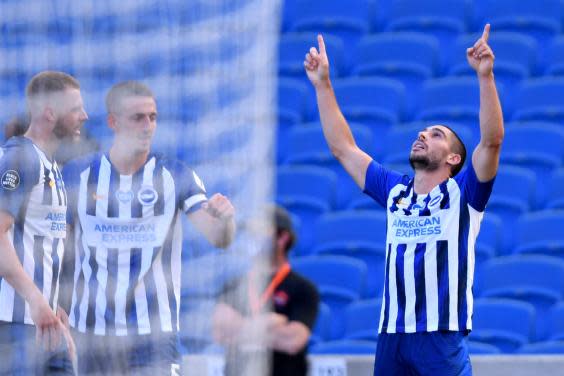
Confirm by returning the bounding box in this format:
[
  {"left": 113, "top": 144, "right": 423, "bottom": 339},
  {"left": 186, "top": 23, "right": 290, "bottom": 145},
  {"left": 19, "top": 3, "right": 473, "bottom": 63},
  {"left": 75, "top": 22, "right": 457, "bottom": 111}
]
[
  {"left": 317, "top": 34, "right": 326, "bottom": 56},
  {"left": 482, "top": 23, "right": 490, "bottom": 42}
]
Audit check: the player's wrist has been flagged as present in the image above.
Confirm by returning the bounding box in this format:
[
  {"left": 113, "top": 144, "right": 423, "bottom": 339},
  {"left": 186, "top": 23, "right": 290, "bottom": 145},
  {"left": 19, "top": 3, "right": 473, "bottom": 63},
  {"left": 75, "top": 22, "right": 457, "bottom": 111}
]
[{"left": 313, "top": 78, "right": 332, "bottom": 91}]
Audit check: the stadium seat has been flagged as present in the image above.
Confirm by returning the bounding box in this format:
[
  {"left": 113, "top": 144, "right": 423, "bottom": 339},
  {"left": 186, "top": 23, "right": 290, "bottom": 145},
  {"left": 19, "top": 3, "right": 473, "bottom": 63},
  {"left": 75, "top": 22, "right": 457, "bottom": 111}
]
[
  {"left": 546, "top": 169, "right": 564, "bottom": 209},
  {"left": 284, "top": 123, "right": 377, "bottom": 209},
  {"left": 287, "top": 0, "right": 371, "bottom": 53},
  {"left": 382, "top": 122, "right": 476, "bottom": 165},
  {"left": 472, "top": 0, "right": 561, "bottom": 44},
  {"left": 486, "top": 165, "right": 536, "bottom": 253},
  {"left": 514, "top": 210, "right": 564, "bottom": 259},
  {"left": 517, "top": 340, "right": 564, "bottom": 354},
  {"left": 310, "top": 340, "right": 377, "bottom": 354},
  {"left": 478, "top": 255, "right": 564, "bottom": 340},
  {"left": 352, "top": 32, "right": 440, "bottom": 117},
  {"left": 277, "top": 78, "right": 309, "bottom": 128},
  {"left": 545, "top": 36, "right": 564, "bottom": 76},
  {"left": 499, "top": 124, "right": 564, "bottom": 205},
  {"left": 467, "top": 341, "right": 502, "bottom": 355},
  {"left": 278, "top": 33, "right": 346, "bottom": 79},
  {"left": 310, "top": 303, "right": 331, "bottom": 346},
  {"left": 385, "top": 0, "right": 468, "bottom": 56},
  {"left": 332, "top": 77, "right": 406, "bottom": 130},
  {"left": 475, "top": 213, "right": 502, "bottom": 265},
  {"left": 416, "top": 77, "right": 482, "bottom": 128},
  {"left": 471, "top": 298, "right": 536, "bottom": 353},
  {"left": 513, "top": 78, "right": 564, "bottom": 124},
  {"left": 313, "top": 210, "right": 387, "bottom": 298},
  {"left": 549, "top": 301, "right": 564, "bottom": 341},
  {"left": 276, "top": 165, "right": 338, "bottom": 255},
  {"left": 343, "top": 298, "right": 382, "bottom": 341},
  {"left": 291, "top": 255, "right": 367, "bottom": 338}
]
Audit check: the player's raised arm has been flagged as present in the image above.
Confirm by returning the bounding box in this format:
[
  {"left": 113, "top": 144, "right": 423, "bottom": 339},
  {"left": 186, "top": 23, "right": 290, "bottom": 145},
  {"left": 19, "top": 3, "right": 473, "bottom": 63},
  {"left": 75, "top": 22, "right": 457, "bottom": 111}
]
[
  {"left": 468, "top": 24, "right": 504, "bottom": 182},
  {"left": 304, "top": 34, "right": 372, "bottom": 189}
]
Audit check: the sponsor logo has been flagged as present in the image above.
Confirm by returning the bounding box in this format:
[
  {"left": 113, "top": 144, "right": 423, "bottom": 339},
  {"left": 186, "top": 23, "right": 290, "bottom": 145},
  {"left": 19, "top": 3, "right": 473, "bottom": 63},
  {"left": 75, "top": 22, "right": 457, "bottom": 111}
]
[
  {"left": 1, "top": 170, "right": 20, "bottom": 190},
  {"left": 273, "top": 291, "right": 289, "bottom": 307},
  {"left": 391, "top": 216, "right": 442, "bottom": 238},
  {"left": 428, "top": 194, "right": 443, "bottom": 208},
  {"left": 137, "top": 186, "right": 158, "bottom": 206},
  {"left": 115, "top": 189, "right": 134, "bottom": 203}
]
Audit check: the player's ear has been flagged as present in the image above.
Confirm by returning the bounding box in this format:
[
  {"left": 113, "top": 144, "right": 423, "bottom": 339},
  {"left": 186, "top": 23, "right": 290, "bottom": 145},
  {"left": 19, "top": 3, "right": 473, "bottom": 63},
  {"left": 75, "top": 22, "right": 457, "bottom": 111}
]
[
  {"left": 447, "top": 152, "right": 462, "bottom": 167},
  {"left": 107, "top": 113, "right": 117, "bottom": 130},
  {"left": 44, "top": 106, "right": 56, "bottom": 123}
]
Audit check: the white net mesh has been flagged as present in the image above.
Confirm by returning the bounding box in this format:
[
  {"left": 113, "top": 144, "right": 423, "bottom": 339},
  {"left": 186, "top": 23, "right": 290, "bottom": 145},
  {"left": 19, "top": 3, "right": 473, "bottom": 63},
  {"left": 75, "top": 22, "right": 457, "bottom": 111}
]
[{"left": 0, "top": 0, "right": 281, "bottom": 374}]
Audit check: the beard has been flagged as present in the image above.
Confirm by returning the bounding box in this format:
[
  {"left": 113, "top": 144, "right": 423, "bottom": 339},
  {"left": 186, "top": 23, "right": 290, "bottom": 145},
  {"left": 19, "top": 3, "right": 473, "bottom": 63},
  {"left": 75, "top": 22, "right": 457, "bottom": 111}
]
[
  {"left": 53, "top": 117, "right": 79, "bottom": 142},
  {"left": 409, "top": 153, "right": 440, "bottom": 172}
]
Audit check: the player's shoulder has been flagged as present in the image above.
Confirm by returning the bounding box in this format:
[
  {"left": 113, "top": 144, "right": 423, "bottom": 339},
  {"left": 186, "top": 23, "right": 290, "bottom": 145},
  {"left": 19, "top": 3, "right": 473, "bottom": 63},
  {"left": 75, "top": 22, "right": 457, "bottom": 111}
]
[
  {"left": 153, "top": 152, "right": 195, "bottom": 173},
  {"left": 63, "top": 151, "right": 103, "bottom": 174},
  {"left": 0, "top": 137, "right": 40, "bottom": 169}
]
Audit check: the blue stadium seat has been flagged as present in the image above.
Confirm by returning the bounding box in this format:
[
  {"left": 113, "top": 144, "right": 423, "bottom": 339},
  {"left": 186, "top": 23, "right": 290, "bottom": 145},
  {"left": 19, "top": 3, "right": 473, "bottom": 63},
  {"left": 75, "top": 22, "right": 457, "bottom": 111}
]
[
  {"left": 486, "top": 165, "right": 536, "bottom": 253},
  {"left": 513, "top": 78, "right": 564, "bottom": 124},
  {"left": 475, "top": 213, "right": 502, "bottom": 265},
  {"left": 310, "top": 303, "right": 331, "bottom": 346},
  {"left": 499, "top": 124, "right": 564, "bottom": 205},
  {"left": 417, "top": 77, "right": 482, "bottom": 128},
  {"left": 549, "top": 302, "right": 564, "bottom": 341},
  {"left": 276, "top": 165, "right": 338, "bottom": 255},
  {"left": 332, "top": 77, "right": 406, "bottom": 130},
  {"left": 514, "top": 210, "right": 564, "bottom": 259},
  {"left": 471, "top": 298, "right": 536, "bottom": 353},
  {"left": 277, "top": 78, "right": 309, "bottom": 128},
  {"left": 310, "top": 340, "right": 377, "bottom": 354},
  {"left": 386, "top": 0, "right": 468, "bottom": 54},
  {"left": 288, "top": 0, "right": 371, "bottom": 52},
  {"left": 352, "top": 32, "right": 440, "bottom": 117},
  {"left": 517, "top": 340, "right": 564, "bottom": 354},
  {"left": 278, "top": 33, "right": 346, "bottom": 79},
  {"left": 472, "top": 0, "right": 561, "bottom": 44},
  {"left": 478, "top": 255, "right": 564, "bottom": 340},
  {"left": 284, "top": 123, "right": 377, "bottom": 209},
  {"left": 467, "top": 341, "right": 502, "bottom": 355},
  {"left": 545, "top": 36, "right": 564, "bottom": 76},
  {"left": 382, "top": 122, "right": 476, "bottom": 165},
  {"left": 547, "top": 169, "right": 564, "bottom": 209},
  {"left": 313, "top": 210, "right": 387, "bottom": 298},
  {"left": 291, "top": 255, "right": 367, "bottom": 339},
  {"left": 344, "top": 298, "right": 382, "bottom": 341}
]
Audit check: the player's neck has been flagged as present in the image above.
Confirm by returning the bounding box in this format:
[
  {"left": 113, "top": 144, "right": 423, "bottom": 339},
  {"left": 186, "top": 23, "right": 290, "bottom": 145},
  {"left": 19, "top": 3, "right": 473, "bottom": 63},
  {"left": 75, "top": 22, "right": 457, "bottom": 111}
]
[
  {"left": 108, "top": 145, "right": 149, "bottom": 175},
  {"left": 413, "top": 169, "right": 450, "bottom": 194},
  {"left": 24, "top": 123, "right": 58, "bottom": 159}
]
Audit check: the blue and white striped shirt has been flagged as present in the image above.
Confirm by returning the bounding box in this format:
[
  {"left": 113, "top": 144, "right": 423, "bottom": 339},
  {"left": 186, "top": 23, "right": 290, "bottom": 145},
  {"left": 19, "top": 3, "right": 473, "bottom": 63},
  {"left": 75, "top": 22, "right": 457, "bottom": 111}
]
[
  {"left": 0, "top": 137, "right": 67, "bottom": 325},
  {"left": 363, "top": 161, "right": 495, "bottom": 333},
  {"left": 62, "top": 152, "right": 207, "bottom": 336}
]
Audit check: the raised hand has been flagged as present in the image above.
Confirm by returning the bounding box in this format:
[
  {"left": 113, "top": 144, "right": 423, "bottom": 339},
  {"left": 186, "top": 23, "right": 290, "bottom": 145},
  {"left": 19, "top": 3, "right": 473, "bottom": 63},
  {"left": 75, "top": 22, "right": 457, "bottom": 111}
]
[
  {"left": 304, "top": 34, "right": 330, "bottom": 87},
  {"left": 467, "top": 24, "right": 495, "bottom": 77},
  {"left": 202, "top": 193, "right": 235, "bottom": 220}
]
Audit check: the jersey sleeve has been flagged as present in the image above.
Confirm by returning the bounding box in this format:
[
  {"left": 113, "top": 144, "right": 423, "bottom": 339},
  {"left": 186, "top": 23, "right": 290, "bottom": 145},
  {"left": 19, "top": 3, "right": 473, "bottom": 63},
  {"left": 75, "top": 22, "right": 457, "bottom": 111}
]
[
  {"left": 287, "top": 276, "right": 320, "bottom": 330},
  {"left": 175, "top": 161, "right": 208, "bottom": 213},
  {"left": 0, "top": 144, "right": 39, "bottom": 219},
  {"left": 363, "top": 160, "right": 406, "bottom": 207},
  {"left": 454, "top": 164, "right": 496, "bottom": 212}
]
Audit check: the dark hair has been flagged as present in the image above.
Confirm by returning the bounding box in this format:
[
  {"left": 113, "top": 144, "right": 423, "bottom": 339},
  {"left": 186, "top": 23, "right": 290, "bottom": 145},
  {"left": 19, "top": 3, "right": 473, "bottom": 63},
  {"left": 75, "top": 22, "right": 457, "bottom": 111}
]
[
  {"left": 274, "top": 206, "right": 296, "bottom": 255},
  {"left": 443, "top": 125, "right": 467, "bottom": 177},
  {"left": 26, "top": 71, "right": 80, "bottom": 100},
  {"left": 106, "top": 81, "right": 154, "bottom": 113}
]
